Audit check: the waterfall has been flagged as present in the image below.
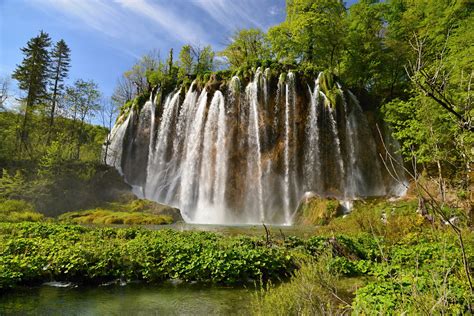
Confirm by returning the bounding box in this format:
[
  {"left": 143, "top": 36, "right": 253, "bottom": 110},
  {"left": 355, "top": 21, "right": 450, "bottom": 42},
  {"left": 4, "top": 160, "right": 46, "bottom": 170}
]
[
  {"left": 105, "top": 109, "right": 133, "bottom": 174},
  {"left": 244, "top": 70, "right": 265, "bottom": 222},
  {"left": 108, "top": 70, "right": 406, "bottom": 225},
  {"left": 282, "top": 72, "right": 297, "bottom": 223},
  {"left": 194, "top": 91, "right": 228, "bottom": 223},
  {"left": 319, "top": 90, "right": 345, "bottom": 193},
  {"left": 304, "top": 76, "right": 321, "bottom": 192},
  {"left": 179, "top": 91, "right": 208, "bottom": 214},
  {"left": 145, "top": 91, "right": 181, "bottom": 201}
]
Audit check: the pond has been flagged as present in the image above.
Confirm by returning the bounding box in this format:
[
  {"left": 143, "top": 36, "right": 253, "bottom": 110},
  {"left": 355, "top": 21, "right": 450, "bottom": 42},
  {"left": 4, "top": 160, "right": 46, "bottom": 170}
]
[
  {"left": 137, "top": 222, "right": 317, "bottom": 238},
  {"left": 0, "top": 282, "right": 255, "bottom": 315}
]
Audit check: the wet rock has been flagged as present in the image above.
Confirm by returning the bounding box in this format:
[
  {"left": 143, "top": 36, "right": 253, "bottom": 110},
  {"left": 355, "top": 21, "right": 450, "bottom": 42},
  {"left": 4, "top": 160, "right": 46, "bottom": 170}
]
[
  {"left": 295, "top": 194, "right": 344, "bottom": 225},
  {"left": 143, "top": 200, "right": 183, "bottom": 222}
]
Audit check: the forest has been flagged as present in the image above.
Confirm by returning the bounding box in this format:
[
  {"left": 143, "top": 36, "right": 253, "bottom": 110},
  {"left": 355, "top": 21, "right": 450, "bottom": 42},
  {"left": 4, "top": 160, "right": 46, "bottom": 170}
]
[{"left": 0, "top": 0, "right": 473, "bottom": 314}]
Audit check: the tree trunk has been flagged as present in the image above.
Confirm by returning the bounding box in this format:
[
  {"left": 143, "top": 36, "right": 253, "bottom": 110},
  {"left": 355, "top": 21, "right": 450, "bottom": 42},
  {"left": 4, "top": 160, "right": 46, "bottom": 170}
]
[
  {"left": 436, "top": 159, "right": 445, "bottom": 203},
  {"left": 48, "top": 57, "right": 62, "bottom": 143}
]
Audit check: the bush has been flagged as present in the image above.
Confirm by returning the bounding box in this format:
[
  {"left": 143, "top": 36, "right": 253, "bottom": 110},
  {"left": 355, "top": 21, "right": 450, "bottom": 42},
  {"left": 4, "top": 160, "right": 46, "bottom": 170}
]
[
  {"left": 0, "top": 222, "right": 298, "bottom": 289},
  {"left": 251, "top": 254, "right": 356, "bottom": 315}
]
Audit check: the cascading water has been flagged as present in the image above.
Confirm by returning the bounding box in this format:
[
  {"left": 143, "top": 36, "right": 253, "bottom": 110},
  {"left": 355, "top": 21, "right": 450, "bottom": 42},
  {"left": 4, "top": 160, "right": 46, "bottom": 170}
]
[
  {"left": 244, "top": 69, "right": 265, "bottom": 222},
  {"left": 105, "top": 110, "right": 133, "bottom": 174},
  {"left": 107, "top": 71, "right": 405, "bottom": 225},
  {"left": 194, "top": 91, "right": 228, "bottom": 224},
  {"left": 282, "top": 72, "right": 298, "bottom": 223},
  {"left": 304, "top": 76, "right": 322, "bottom": 192},
  {"left": 179, "top": 91, "right": 208, "bottom": 215},
  {"left": 145, "top": 91, "right": 181, "bottom": 201}
]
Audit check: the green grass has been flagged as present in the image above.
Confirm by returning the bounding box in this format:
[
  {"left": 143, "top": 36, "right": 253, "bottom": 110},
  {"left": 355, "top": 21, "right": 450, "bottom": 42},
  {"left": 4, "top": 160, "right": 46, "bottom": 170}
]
[
  {"left": 58, "top": 208, "right": 173, "bottom": 225},
  {"left": 252, "top": 198, "right": 474, "bottom": 315},
  {"left": 0, "top": 199, "right": 44, "bottom": 223},
  {"left": 58, "top": 199, "right": 176, "bottom": 225}
]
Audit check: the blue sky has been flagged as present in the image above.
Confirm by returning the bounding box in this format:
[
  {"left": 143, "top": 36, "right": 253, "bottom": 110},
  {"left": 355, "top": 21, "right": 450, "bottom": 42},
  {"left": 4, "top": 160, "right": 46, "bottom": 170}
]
[{"left": 1, "top": 0, "right": 356, "bottom": 100}]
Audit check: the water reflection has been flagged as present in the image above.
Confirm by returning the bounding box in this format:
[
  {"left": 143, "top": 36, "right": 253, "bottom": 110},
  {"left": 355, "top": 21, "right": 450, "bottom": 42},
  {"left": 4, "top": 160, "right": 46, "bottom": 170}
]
[{"left": 0, "top": 282, "right": 253, "bottom": 316}]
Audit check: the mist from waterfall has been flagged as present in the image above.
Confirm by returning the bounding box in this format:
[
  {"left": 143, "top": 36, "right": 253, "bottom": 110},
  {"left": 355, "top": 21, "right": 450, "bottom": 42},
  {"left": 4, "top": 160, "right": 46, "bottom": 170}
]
[{"left": 106, "top": 71, "right": 405, "bottom": 225}]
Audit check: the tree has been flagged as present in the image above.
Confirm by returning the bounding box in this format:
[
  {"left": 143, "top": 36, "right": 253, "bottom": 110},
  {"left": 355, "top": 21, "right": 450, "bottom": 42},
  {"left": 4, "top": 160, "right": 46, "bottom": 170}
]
[
  {"left": 194, "top": 45, "right": 214, "bottom": 74},
  {"left": 48, "top": 39, "right": 71, "bottom": 132},
  {"left": 64, "top": 79, "right": 101, "bottom": 159},
  {"left": 99, "top": 97, "right": 119, "bottom": 164},
  {"left": 123, "top": 50, "right": 160, "bottom": 96},
  {"left": 219, "top": 28, "right": 271, "bottom": 69},
  {"left": 178, "top": 44, "right": 214, "bottom": 75},
  {"left": 0, "top": 76, "right": 10, "bottom": 109},
  {"left": 12, "top": 31, "right": 51, "bottom": 151},
  {"left": 382, "top": 0, "right": 473, "bottom": 188},
  {"left": 268, "top": 0, "right": 347, "bottom": 70},
  {"left": 111, "top": 76, "right": 134, "bottom": 107},
  {"left": 179, "top": 45, "right": 194, "bottom": 75},
  {"left": 341, "top": 0, "right": 385, "bottom": 94}
]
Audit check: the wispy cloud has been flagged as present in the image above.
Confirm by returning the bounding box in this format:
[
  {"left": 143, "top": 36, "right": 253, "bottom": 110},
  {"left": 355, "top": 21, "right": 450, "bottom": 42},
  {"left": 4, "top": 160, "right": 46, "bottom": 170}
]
[
  {"left": 115, "top": 0, "right": 210, "bottom": 44},
  {"left": 25, "top": 0, "right": 285, "bottom": 53},
  {"left": 31, "top": 0, "right": 130, "bottom": 39},
  {"left": 29, "top": 0, "right": 213, "bottom": 47},
  {"left": 192, "top": 0, "right": 263, "bottom": 31},
  {"left": 192, "top": 0, "right": 285, "bottom": 32}
]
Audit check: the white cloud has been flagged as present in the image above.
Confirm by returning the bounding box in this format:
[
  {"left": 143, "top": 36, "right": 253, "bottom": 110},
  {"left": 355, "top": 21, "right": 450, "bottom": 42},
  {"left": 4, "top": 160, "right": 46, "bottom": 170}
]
[
  {"left": 29, "top": 0, "right": 211, "bottom": 48},
  {"left": 192, "top": 0, "right": 270, "bottom": 31},
  {"left": 25, "top": 0, "right": 284, "bottom": 54},
  {"left": 31, "top": 0, "right": 129, "bottom": 39},
  {"left": 115, "top": 0, "right": 210, "bottom": 44}
]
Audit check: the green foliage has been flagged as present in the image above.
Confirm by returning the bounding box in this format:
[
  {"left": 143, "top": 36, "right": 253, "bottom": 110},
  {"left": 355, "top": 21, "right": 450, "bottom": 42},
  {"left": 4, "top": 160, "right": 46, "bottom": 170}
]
[
  {"left": 0, "top": 199, "right": 44, "bottom": 222},
  {"left": 0, "top": 222, "right": 297, "bottom": 289},
  {"left": 0, "top": 169, "right": 28, "bottom": 200},
  {"left": 340, "top": 0, "right": 386, "bottom": 94},
  {"left": 12, "top": 31, "right": 51, "bottom": 109},
  {"left": 254, "top": 228, "right": 474, "bottom": 315},
  {"left": 352, "top": 234, "right": 474, "bottom": 314},
  {"left": 268, "top": 0, "right": 347, "bottom": 70},
  {"left": 218, "top": 28, "right": 271, "bottom": 69},
  {"left": 251, "top": 254, "right": 356, "bottom": 315}
]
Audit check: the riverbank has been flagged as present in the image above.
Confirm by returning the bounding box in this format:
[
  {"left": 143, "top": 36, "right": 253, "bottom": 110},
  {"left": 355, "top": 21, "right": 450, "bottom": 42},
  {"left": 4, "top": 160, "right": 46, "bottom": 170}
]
[{"left": 1, "top": 197, "right": 473, "bottom": 314}]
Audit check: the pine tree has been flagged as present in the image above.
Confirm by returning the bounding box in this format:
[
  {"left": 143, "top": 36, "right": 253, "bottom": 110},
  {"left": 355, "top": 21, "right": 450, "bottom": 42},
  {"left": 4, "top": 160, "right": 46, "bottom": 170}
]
[
  {"left": 48, "top": 39, "right": 71, "bottom": 132},
  {"left": 12, "top": 31, "right": 51, "bottom": 151}
]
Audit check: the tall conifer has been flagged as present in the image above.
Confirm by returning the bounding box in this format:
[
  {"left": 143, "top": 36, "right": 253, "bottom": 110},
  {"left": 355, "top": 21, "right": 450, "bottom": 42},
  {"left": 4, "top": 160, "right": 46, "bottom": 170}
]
[
  {"left": 49, "top": 39, "right": 71, "bottom": 131},
  {"left": 12, "top": 31, "right": 51, "bottom": 150}
]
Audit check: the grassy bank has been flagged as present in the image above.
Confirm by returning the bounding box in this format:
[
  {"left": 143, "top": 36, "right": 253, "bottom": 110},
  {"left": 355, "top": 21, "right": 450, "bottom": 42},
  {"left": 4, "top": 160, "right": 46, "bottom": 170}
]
[
  {"left": 253, "top": 198, "right": 474, "bottom": 314},
  {"left": 0, "top": 198, "right": 473, "bottom": 314}
]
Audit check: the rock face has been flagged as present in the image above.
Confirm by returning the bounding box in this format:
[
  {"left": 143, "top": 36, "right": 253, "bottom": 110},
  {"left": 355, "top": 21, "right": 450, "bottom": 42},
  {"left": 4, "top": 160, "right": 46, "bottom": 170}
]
[
  {"left": 294, "top": 194, "right": 345, "bottom": 226},
  {"left": 106, "top": 70, "right": 406, "bottom": 225},
  {"left": 141, "top": 200, "right": 183, "bottom": 222}
]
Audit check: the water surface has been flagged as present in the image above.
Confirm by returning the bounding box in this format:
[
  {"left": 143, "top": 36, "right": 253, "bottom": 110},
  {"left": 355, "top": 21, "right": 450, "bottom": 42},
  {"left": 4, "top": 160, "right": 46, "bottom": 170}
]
[{"left": 0, "top": 282, "right": 254, "bottom": 316}]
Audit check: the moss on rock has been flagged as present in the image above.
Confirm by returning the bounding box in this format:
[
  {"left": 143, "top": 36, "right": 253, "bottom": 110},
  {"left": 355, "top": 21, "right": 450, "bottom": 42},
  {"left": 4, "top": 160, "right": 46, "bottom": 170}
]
[{"left": 295, "top": 195, "right": 344, "bottom": 225}]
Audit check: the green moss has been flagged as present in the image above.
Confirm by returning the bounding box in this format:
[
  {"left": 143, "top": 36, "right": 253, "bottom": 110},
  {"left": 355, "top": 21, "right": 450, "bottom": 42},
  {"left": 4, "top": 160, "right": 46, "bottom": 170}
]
[
  {"left": 0, "top": 199, "right": 44, "bottom": 222},
  {"left": 58, "top": 208, "right": 173, "bottom": 225},
  {"left": 318, "top": 71, "right": 344, "bottom": 109},
  {"left": 296, "top": 197, "right": 343, "bottom": 225}
]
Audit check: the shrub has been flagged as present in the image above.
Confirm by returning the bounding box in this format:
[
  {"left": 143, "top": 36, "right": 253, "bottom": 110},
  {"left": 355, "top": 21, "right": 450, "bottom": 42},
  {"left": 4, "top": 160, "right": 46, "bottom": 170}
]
[
  {"left": 0, "top": 222, "right": 298, "bottom": 289},
  {"left": 251, "top": 254, "right": 355, "bottom": 315}
]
